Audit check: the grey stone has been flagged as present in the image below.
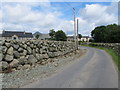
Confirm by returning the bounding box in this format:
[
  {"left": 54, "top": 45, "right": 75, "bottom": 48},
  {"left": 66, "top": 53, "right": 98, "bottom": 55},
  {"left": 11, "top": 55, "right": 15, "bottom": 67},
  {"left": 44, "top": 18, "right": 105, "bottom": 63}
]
[
  {"left": 12, "top": 68, "right": 17, "bottom": 72},
  {"left": 33, "top": 45, "right": 37, "bottom": 48},
  {"left": 39, "top": 49, "right": 42, "bottom": 54},
  {"left": 54, "top": 63, "right": 58, "bottom": 67},
  {"left": 18, "top": 48, "right": 24, "bottom": 52},
  {"left": 0, "top": 53, "right": 3, "bottom": 61},
  {"left": 35, "top": 54, "right": 40, "bottom": 60},
  {"left": 18, "top": 56, "right": 27, "bottom": 65},
  {"left": 48, "top": 47, "right": 57, "bottom": 52},
  {"left": 27, "top": 42, "right": 30, "bottom": 45},
  {"left": 20, "top": 52, "right": 24, "bottom": 56},
  {"left": 0, "top": 40, "right": 4, "bottom": 46},
  {"left": 48, "top": 52, "right": 54, "bottom": 58},
  {"left": 22, "top": 44, "right": 27, "bottom": 49},
  {"left": 30, "top": 44, "right": 34, "bottom": 48},
  {"left": 54, "top": 52, "right": 59, "bottom": 57},
  {"left": 13, "top": 51, "right": 20, "bottom": 58},
  {"left": 23, "top": 50, "right": 27, "bottom": 56},
  {"left": 5, "top": 43, "right": 11, "bottom": 47},
  {"left": 42, "top": 46, "right": 46, "bottom": 50},
  {"left": 13, "top": 45, "right": 19, "bottom": 50},
  {"left": 27, "top": 55, "right": 37, "bottom": 64},
  {"left": 9, "top": 59, "right": 19, "bottom": 68},
  {"left": 39, "top": 54, "right": 44, "bottom": 60},
  {"left": 26, "top": 55, "right": 29, "bottom": 59},
  {"left": 35, "top": 48, "right": 39, "bottom": 53},
  {"left": 4, "top": 54, "right": 13, "bottom": 61},
  {"left": 2, "top": 46, "right": 7, "bottom": 54},
  {"left": 27, "top": 47, "right": 32, "bottom": 54},
  {"left": 32, "top": 49, "right": 36, "bottom": 56},
  {"left": 0, "top": 46, "right": 2, "bottom": 53},
  {"left": 41, "top": 61, "right": 46, "bottom": 65},
  {"left": 42, "top": 54, "right": 49, "bottom": 59},
  {"left": 17, "top": 65, "right": 23, "bottom": 70},
  {"left": 19, "top": 43, "right": 23, "bottom": 47},
  {"left": 23, "top": 64, "right": 31, "bottom": 70},
  {"left": 33, "top": 41, "right": 38, "bottom": 45},
  {"left": 7, "top": 47, "right": 13, "bottom": 55},
  {"left": 0, "top": 61, "right": 9, "bottom": 71}
]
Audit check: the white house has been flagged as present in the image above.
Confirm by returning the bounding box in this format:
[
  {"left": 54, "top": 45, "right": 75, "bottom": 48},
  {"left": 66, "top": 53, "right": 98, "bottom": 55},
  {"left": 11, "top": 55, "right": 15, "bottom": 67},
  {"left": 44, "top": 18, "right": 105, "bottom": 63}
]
[
  {"left": 67, "top": 35, "right": 91, "bottom": 42},
  {"left": 80, "top": 36, "right": 90, "bottom": 42}
]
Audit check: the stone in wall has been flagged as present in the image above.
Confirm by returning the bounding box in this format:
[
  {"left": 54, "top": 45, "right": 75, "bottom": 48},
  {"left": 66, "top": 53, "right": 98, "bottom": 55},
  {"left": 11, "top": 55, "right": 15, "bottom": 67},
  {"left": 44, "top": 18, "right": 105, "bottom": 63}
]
[{"left": 27, "top": 55, "right": 37, "bottom": 64}]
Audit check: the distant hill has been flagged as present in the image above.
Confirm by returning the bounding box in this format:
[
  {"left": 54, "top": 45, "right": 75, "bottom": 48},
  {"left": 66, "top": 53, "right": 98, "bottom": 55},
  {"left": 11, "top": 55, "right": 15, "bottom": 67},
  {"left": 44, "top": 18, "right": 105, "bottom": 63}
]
[
  {"left": 33, "top": 32, "right": 50, "bottom": 40},
  {"left": 33, "top": 32, "right": 42, "bottom": 36}
]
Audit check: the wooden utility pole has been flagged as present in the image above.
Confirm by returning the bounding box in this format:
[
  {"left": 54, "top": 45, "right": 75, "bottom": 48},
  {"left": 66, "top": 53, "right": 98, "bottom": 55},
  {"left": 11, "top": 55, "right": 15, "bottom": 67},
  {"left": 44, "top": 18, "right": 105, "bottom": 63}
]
[
  {"left": 77, "top": 19, "right": 79, "bottom": 50},
  {"left": 73, "top": 8, "right": 77, "bottom": 51}
]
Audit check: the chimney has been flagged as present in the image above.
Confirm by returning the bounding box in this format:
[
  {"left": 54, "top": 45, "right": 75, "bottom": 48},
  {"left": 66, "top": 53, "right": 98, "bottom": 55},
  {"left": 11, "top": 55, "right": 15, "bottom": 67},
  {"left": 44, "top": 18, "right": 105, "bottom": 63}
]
[{"left": 24, "top": 31, "right": 26, "bottom": 34}]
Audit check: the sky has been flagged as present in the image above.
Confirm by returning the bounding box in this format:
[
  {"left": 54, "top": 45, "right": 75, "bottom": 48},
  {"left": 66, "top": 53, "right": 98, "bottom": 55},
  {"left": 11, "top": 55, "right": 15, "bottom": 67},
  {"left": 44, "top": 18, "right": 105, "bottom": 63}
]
[{"left": 0, "top": 1, "right": 118, "bottom": 36}]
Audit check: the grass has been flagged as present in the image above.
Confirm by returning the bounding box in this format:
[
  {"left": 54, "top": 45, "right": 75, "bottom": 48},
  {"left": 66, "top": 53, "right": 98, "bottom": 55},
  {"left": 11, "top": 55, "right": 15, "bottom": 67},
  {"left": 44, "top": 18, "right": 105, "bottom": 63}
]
[{"left": 81, "top": 44, "right": 120, "bottom": 70}]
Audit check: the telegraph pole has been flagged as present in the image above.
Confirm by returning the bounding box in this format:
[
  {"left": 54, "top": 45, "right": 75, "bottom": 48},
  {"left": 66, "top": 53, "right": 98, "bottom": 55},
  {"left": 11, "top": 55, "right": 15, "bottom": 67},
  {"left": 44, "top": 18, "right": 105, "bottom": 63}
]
[
  {"left": 73, "top": 8, "right": 77, "bottom": 51},
  {"left": 77, "top": 19, "right": 79, "bottom": 50}
]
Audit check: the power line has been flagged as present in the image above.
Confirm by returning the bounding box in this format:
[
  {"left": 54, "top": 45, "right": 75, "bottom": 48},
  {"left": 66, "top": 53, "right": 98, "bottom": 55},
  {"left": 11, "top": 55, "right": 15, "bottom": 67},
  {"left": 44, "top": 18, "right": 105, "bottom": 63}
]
[
  {"left": 76, "top": 9, "right": 80, "bottom": 16},
  {"left": 64, "top": 1, "right": 74, "bottom": 9},
  {"left": 64, "top": 1, "right": 80, "bottom": 17}
]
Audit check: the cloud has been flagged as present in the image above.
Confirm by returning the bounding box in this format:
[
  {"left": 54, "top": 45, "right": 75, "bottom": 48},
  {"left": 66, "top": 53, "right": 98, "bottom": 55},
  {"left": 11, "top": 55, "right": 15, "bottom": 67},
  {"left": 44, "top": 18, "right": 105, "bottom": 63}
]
[
  {"left": 77, "top": 3, "right": 117, "bottom": 35},
  {"left": 2, "top": 2, "right": 62, "bottom": 33},
  {"left": 1, "top": 2, "right": 118, "bottom": 36}
]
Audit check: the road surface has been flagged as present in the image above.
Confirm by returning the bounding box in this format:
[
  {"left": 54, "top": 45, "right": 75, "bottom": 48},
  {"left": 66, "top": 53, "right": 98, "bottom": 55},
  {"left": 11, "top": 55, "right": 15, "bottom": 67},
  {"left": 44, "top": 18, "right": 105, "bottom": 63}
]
[{"left": 22, "top": 46, "right": 118, "bottom": 88}]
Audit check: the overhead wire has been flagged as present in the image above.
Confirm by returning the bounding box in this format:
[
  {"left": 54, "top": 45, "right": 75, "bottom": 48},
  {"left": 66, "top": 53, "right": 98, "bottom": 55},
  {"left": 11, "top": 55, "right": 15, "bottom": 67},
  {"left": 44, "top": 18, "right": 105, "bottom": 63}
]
[{"left": 63, "top": 1, "right": 80, "bottom": 16}]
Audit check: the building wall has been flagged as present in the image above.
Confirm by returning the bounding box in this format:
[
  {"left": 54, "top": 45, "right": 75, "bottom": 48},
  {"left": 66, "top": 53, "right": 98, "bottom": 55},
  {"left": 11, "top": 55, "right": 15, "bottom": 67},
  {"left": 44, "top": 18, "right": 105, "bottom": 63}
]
[
  {"left": 1, "top": 37, "right": 33, "bottom": 40},
  {"left": 80, "top": 38, "right": 90, "bottom": 42}
]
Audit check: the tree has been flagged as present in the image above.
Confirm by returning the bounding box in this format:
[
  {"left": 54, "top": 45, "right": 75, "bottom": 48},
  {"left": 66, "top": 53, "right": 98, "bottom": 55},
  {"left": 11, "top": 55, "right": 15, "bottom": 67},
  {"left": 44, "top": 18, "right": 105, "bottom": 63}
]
[
  {"left": 35, "top": 34, "right": 40, "bottom": 39},
  {"left": 91, "top": 24, "right": 120, "bottom": 43},
  {"left": 78, "top": 34, "right": 82, "bottom": 39},
  {"left": 49, "top": 29, "right": 56, "bottom": 40},
  {"left": 55, "top": 30, "right": 67, "bottom": 41}
]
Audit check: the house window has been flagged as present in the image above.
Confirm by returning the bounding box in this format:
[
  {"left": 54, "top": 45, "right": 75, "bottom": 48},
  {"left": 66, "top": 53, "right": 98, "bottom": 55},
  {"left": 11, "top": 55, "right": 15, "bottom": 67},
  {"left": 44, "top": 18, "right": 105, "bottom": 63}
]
[{"left": 12, "top": 35, "right": 18, "bottom": 40}]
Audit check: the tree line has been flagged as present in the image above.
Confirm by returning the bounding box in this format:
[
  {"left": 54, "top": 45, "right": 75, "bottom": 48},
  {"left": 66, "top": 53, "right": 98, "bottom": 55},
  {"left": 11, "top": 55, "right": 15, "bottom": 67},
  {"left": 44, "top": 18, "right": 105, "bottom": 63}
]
[
  {"left": 91, "top": 24, "right": 120, "bottom": 43},
  {"left": 49, "top": 29, "right": 67, "bottom": 41}
]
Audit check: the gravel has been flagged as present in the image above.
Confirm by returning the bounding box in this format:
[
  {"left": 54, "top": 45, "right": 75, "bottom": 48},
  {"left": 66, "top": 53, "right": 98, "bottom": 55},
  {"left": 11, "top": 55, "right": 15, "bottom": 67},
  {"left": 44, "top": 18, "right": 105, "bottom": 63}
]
[{"left": 2, "top": 49, "right": 87, "bottom": 88}]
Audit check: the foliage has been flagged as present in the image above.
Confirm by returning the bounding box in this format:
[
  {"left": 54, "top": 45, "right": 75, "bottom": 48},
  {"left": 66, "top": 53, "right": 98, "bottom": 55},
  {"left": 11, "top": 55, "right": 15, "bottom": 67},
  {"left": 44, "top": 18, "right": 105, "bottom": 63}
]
[
  {"left": 91, "top": 24, "right": 120, "bottom": 43},
  {"left": 35, "top": 34, "right": 40, "bottom": 39},
  {"left": 49, "top": 29, "right": 56, "bottom": 40},
  {"left": 55, "top": 30, "right": 67, "bottom": 41},
  {"left": 78, "top": 34, "right": 82, "bottom": 39},
  {"left": 49, "top": 29, "right": 67, "bottom": 41},
  {"left": 89, "top": 39, "right": 93, "bottom": 42}
]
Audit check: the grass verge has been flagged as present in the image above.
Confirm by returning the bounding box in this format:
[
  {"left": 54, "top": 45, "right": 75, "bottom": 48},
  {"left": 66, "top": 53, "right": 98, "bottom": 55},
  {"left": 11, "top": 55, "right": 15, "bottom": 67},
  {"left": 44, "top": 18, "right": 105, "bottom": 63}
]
[{"left": 81, "top": 44, "right": 120, "bottom": 70}]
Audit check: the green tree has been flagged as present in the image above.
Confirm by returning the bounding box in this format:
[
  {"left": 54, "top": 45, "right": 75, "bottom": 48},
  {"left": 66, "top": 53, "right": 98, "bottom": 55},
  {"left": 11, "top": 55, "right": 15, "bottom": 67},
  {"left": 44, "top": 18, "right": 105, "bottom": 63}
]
[
  {"left": 78, "top": 34, "right": 82, "bottom": 39},
  {"left": 55, "top": 30, "right": 67, "bottom": 41},
  {"left": 91, "top": 24, "right": 120, "bottom": 43},
  {"left": 35, "top": 34, "right": 40, "bottom": 39},
  {"left": 49, "top": 29, "right": 56, "bottom": 40}
]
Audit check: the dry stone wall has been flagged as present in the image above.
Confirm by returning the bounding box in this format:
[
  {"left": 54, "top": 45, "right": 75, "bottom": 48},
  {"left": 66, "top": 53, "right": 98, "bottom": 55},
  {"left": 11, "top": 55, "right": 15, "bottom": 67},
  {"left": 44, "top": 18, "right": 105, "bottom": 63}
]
[{"left": 0, "top": 40, "right": 75, "bottom": 72}]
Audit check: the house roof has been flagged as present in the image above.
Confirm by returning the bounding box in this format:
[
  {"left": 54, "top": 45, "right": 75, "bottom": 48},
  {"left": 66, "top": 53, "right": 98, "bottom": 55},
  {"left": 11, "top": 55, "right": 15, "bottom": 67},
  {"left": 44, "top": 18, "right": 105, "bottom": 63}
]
[
  {"left": 67, "top": 36, "right": 74, "bottom": 38},
  {"left": 2, "top": 31, "right": 33, "bottom": 38}
]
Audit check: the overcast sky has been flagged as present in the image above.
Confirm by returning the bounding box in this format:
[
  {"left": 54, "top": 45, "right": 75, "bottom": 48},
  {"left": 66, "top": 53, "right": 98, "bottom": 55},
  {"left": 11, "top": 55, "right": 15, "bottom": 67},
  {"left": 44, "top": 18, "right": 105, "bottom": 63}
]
[{"left": 0, "top": 1, "right": 118, "bottom": 36}]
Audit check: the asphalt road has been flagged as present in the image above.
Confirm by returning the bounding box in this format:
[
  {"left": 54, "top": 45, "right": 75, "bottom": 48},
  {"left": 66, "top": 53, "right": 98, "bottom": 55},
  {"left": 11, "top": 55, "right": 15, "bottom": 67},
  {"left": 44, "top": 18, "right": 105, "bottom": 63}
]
[{"left": 23, "top": 46, "right": 118, "bottom": 88}]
